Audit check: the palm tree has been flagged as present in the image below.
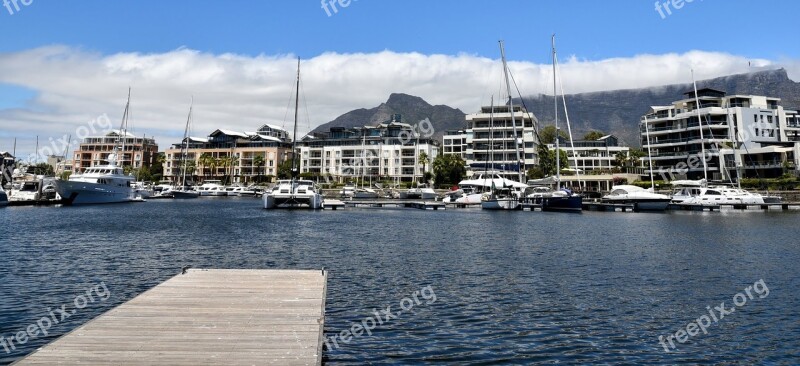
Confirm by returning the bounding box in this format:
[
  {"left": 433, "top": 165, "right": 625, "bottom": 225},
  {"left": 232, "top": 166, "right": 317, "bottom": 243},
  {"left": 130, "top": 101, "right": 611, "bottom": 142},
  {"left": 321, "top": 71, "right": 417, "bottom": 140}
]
[
  {"left": 198, "top": 153, "right": 214, "bottom": 179},
  {"left": 418, "top": 151, "right": 429, "bottom": 183},
  {"left": 228, "top": 154, "right": 239, "bottom": 184},
  {"left": 614, "top": 151, "right": 628, "bottom": 173},
  {"left": 253, "top": 153, "right": 265, "bottom": 183}
]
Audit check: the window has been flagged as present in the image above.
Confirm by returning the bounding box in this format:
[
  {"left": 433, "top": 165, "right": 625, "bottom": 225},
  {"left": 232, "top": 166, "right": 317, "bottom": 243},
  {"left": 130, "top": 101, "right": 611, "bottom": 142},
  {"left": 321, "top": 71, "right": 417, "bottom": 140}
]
[{"left": 754, "top": 115, "right": 758, "bottom": 123}]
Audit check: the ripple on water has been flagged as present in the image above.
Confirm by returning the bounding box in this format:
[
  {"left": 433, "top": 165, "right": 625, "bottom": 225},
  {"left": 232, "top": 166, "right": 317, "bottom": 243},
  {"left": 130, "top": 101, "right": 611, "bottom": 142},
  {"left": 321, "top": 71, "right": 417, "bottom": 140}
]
[{"left": 1, "top": 200, "right": 799, "bottom": 365}]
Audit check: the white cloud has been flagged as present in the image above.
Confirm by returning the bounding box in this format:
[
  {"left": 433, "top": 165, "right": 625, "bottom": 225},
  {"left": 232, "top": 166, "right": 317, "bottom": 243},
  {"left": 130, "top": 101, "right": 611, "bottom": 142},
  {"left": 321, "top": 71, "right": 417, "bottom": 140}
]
[{"left": 0, "top": 46, "right": 796, "bottom": 159}]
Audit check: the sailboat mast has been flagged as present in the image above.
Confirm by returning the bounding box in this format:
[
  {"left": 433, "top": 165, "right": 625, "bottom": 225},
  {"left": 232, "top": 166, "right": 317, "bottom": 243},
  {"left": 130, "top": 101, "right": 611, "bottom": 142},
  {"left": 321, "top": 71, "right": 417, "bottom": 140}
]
[
  {"left": 644, "top": 115, "right": 655, "bottom": 190},
  {"left": 181, "top": 97, "right": 193, "bottom": 188},
  {"left": 499, "top": 41, "right": 523, "bottom": 183},
  {"left": 691, "top": 70, "right": 708, "bottom": 181},
  {"left": 118, "top": 88, "right": 131, "bottom": 168},
  {"left": 552, "top": 35, "right": 560, "bottom": 190},
  {"left": 291, "top": 58, "right": 301, "bottom": 181},
  {"left": 486, "top": 95, "right": 493, "bottom": 179}
]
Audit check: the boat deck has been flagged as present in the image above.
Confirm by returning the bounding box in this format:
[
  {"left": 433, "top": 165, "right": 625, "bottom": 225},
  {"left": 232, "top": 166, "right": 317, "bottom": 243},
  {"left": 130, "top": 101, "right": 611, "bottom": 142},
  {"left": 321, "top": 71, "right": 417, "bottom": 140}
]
[{"left": 14, "top": 269, "right": 328, "bottom": 366}]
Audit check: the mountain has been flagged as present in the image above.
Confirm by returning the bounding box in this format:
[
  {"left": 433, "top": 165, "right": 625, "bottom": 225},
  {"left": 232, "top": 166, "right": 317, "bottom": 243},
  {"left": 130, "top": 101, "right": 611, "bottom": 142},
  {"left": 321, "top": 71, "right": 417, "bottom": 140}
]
[
  {"left": 313, "top": 69, "right": 800, "bottom": 147},
  {"left": 519, "top": 68, "right": 800, "bottom": 147},
  {"left": 311, "top": 93, "right": 466, "bottom": 138}
]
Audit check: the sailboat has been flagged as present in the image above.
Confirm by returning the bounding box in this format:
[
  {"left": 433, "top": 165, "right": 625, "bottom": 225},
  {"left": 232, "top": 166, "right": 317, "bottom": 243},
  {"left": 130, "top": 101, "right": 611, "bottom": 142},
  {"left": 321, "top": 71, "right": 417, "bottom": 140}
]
[
  {"left": 54, "top": 89, "right": 137, "bottom": 204},
  {"left": 354, "top": 132, "right": 379, "bottom": 198},
  {"left": 669, "top": 72, "right": 766, "bottom": 206},
  {"left": 169, "top": 98, "right": 200, "bottom": 199},
  {"left": 538, "top": 35, "right": 582, "bottom": 212},
  {"left": 602, "top": 114, "right": 671, "bottom": 211},
  {"left": 263, "top": 58, "right": 324, "bottom": 209},
  {"left": 481, "top": 43, "right": 526, "bottom": 211}
]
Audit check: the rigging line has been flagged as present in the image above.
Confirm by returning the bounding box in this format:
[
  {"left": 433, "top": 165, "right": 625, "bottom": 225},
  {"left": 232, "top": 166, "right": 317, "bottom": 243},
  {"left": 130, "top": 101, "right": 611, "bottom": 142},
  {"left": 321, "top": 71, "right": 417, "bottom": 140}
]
[
  {"left": 554, "top": 51, "right": 583, "bottom": 190},
  {"left": 282, "top": 69, "right": 296, "bottom": 132},
  {"left": 300, "top": 74, "right": 312, "bottom": 137},
  {"left": 508, "top": 67, "right": 543, "bottom": 147}
]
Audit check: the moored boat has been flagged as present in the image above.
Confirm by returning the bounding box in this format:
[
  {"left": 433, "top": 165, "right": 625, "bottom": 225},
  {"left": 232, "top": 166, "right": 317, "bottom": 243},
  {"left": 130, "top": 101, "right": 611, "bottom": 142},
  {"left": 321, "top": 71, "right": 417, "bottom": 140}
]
[{"left": 601, "top": 185, "right": 671, "bottom": 211}]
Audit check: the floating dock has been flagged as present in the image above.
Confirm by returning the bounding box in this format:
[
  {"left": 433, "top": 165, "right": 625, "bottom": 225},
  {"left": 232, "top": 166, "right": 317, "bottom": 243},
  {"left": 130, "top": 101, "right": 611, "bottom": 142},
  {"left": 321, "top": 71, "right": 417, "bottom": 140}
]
[
  {"left": 15, "top": 269, "right": 328, "bottom": 366},
  {"left": 324, "top": 199, "right": 446, "bottom": 210}
]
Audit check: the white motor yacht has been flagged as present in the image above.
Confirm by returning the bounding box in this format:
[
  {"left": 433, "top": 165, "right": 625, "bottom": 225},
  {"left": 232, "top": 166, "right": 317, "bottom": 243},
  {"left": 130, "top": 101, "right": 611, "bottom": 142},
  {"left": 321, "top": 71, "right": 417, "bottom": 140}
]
[
  {"left": 197, "top": 181, "right": 227, "bottom": 196},
  {"left": 353, "top": 187, "right": 379, "bottom": 199},
  {"left": 263, "top": 179, "right": 323, "bottom": 209},
  {"left": 402, "top": 184, "right": 437, "bottom": 200},
  {"left": 8, "top": 179, "right": 42, "bottom": 202},
  {"left": 54, "top": 154, "right": 136, "bottom": 204},
  {"left": 339, "top": 183, "right": 356, "bottom": 198},
  {"left": 671, "top": 179, "right": 765, "bottom": 205},
  {"left": 601, "top": 185, "right": 671, "bottom": 211}
]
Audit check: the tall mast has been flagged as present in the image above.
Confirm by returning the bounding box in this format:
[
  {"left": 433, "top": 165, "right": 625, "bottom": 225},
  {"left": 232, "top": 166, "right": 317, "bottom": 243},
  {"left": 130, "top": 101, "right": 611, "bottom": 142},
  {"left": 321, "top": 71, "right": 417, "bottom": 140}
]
[
  {"left": 117, "top": 88, "right": 131, "bottom": 168},
  {"left": 644, "top": 115, "right": 655, "bottom": 190},
  {"left": 499, "top": 41, "right": 523, "bottom": 183},
  {"left": 485, "top": 95, "right": 494, "bottom": 180},
  {"left": 552, "top": 35, "right": 560, "bottom": 190},
  {"left": 691, "top": 69, "right": 708, "bottom": 181},
  {"left": 291, "top": 58, "right": 301, "bottom": 181},
  {"left": 180, "top": 97, "right": 193, "bottom": 188}
]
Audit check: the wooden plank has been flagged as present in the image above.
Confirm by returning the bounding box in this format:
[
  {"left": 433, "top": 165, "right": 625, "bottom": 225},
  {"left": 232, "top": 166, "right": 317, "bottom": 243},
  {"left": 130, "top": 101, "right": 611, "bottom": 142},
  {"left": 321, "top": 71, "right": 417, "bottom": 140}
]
[{"left": 14, "top": 269, "right": 327, "bottom": 366}]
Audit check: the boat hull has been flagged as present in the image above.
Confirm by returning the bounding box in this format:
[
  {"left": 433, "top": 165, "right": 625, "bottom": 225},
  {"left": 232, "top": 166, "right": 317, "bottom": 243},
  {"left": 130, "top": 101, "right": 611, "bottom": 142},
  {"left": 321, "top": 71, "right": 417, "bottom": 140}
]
[
  {"left": 54, "top": 180, "right": 134, "bottom": 205},
  {"left": 0, "top": 190, "right": 7, "bottom": 207},
  {"left": 602, "top": 198, "right": 670, "bottom": 211},
  {"left": 540, "top": 196, "right": 582, "bottom": 212},
  {"left": 263, "top": 193, "right": 323, "bottom": 209},
  {"left": 481, "top": 198, "right": 521, "bottom": 210},
  {"left": 172, "top": 190, "right": 200, "bottom": 199}
]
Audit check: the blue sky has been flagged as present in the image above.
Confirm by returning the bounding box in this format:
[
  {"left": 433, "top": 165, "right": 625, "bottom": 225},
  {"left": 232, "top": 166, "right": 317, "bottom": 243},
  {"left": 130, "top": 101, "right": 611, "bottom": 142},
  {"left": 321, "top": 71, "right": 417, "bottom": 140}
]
[
  {"left": 1, "top": 0, "right": 799, "bottom": 159},
  {"left": 2, "top": 0, "right": 798, "bottom": 62}
]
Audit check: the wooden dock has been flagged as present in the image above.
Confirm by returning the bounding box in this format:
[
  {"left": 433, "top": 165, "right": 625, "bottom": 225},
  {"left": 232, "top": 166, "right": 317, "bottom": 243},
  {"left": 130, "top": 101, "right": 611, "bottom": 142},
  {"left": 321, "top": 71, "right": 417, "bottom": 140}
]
[{"left": 15, "top": 269, "right": 328, "bottom": 366}]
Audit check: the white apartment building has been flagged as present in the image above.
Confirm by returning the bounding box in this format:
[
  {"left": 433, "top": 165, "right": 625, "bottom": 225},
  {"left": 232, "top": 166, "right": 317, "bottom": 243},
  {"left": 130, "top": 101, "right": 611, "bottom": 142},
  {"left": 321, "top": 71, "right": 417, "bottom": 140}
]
[
  {"left": 442, "top": 129, "right": 467, "bottom": 160},
  {"left": 549, "top": 135, "right": 630, "bottom": 173},
  {"left": 641, "top": 88, "right": 800, "bottom": 180},
  {"left": 464, "top": 105, "right": 539, "bottom": 181},
  {"left": 298, "top": 118, "right": 439, "bottom": 184}
]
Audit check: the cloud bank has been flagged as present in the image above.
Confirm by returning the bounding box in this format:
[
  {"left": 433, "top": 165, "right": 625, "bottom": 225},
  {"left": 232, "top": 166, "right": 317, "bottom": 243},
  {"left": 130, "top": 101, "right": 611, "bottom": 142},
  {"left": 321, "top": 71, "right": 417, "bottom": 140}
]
[{"left": 0, "top": 46, "right": 797, "bottom": 158}]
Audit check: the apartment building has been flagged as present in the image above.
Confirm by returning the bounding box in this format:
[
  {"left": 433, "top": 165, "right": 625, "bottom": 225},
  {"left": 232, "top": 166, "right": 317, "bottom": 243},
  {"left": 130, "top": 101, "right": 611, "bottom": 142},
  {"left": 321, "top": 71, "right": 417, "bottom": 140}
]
[
  {"left": 72, "top": 130, "right": 158, "bottom": 173},
  {"left": 464, "top": 105, "right": 539, "bottom": 181},
  {"left": 641, "top": 88, "right": 800, "bottom": 180},
  {"left": 298, "top": 117, "right": 439, "bottom": 184},
  {"left": 163, "top": 124, "right": 292, "bottom": 184}
]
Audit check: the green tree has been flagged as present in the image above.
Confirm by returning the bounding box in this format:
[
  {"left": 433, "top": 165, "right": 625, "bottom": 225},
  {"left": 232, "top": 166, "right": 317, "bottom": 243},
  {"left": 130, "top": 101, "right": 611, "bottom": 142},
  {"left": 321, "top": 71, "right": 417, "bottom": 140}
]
[
  {"left": 627, "top": 149, "right": 646, "bottom": 171},
  {"left": 537, "top": 144, "right": 569, "bottom": 176},
  {"left": 539, "top": 125, "right": 569, "bottom": 144},
  {"left": 432, "top": 154, "right": 466, "bottom": 187},
  {"left": 418, "top": 152, "right": 430, "bottom": 183},
  {"left": 614, "top": 151, "right": 628, "bottom": 172},
  {"left": 277, "top": 159, "right": 293, "bottom": 179},
  {"left": 33, "top": 163, "right": 55, "bottom": 176},
  {"left": 583, "top": 130, "right": 605, "bottom": 140},
  {"left": 135, "top": 167, "right": 153, "bottom": 182},
  {"left": 198, "top": 153, "right": 214, "bottom": 178},
  {"left": 253, "top": 154, "right": 266, "bottom": 182},
  {"left": 526, "top": 167, "right": 545, "bottom": 179},
  {"left": 150, "top": 153, "right": 165, "bottom": 182}
]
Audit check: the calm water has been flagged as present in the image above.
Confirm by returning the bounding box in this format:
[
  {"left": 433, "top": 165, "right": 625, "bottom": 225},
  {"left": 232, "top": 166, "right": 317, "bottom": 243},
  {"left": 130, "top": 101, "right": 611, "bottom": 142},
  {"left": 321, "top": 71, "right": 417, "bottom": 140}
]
[{"left": 1, "top": 198, "right": 799, "bottom": 364}]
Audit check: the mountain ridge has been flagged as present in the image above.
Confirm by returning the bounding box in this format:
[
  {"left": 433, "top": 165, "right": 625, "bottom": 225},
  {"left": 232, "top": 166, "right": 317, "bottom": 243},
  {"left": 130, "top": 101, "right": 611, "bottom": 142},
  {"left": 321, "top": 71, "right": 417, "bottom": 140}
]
[{"left": 312, "top": 69, "right": 800, "bottom": 147}]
